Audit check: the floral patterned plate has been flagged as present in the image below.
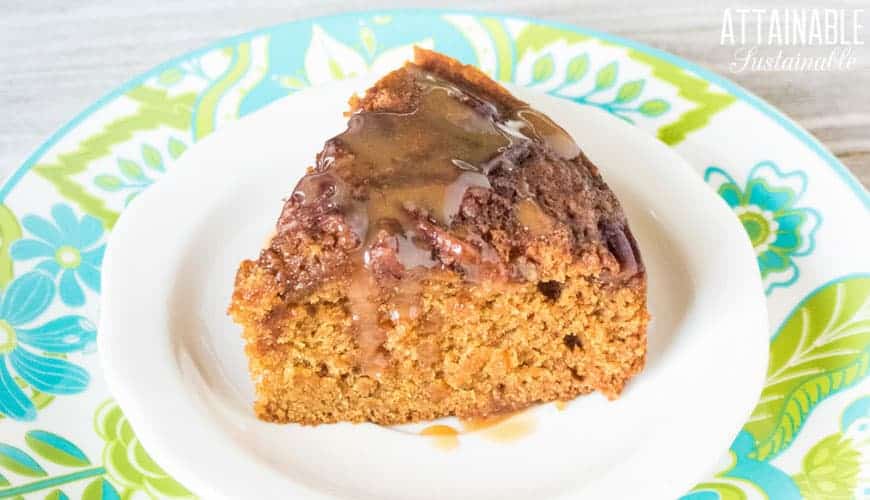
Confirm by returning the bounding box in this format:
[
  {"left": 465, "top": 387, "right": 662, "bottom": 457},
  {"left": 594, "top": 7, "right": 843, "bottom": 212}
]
[{"left": 0, "top": 9, "right": 867, "bottom": 500}]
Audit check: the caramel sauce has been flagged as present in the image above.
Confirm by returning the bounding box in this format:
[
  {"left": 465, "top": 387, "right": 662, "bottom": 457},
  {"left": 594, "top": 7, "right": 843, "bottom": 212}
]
[
  {"left": 460, "top": 410, "right": 536, "bottom": 442},
  {"left": 474, "top": 415, "right": 536, "bottom": 443},
  {"left": 460, "top": 412, "right": 536, "bottom": 442},
  {"left": 291, "top": 67, "right": 579, "bottom": 375},
  {"left": 346, "top": 266, "right": 388, "bottom": 375},
  {"left": 420, "top": 424, "right": 460, "bottom": 451},
  {"left": 418, "top": 410, "right": 537, "bottom": 450},
  {"left": 516, "top": 198, "right": 555, "bottom": 236},
  {"left": 515, "top": 109, "right": 581, "bottom": 160},
  {"left": 387, "top": 275, "right": 424, "bottom": 325},
  {"left": 458, "top": 411, "right": 518, "bottom": 432}
]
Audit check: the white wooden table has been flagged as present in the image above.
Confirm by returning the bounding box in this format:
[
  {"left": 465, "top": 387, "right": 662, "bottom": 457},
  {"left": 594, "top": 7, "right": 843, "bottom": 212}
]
[{"left": 2, "top": 0, "right": 868, "bottom": 188}]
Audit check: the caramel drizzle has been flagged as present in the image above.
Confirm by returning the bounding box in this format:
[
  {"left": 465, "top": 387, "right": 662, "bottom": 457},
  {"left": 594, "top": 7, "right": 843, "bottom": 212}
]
[{"left": 291, "top": 67, "right": 577, "bottom": 375}]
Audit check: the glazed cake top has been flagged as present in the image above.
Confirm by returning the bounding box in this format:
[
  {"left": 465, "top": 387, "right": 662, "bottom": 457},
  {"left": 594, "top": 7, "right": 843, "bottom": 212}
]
[{"left": 257, "top": 48, "right": 643, "bottom": 371}]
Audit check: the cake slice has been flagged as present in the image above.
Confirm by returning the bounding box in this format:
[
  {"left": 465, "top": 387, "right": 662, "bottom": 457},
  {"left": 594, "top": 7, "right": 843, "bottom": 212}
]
[{"left": 228, "top": 48, "right": 648, "bottom": 425}]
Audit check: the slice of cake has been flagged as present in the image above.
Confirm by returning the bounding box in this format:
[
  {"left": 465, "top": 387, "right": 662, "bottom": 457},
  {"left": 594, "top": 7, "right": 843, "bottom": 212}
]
[{"left": 228, "top": 48, "right": 648, "bottom": 425}]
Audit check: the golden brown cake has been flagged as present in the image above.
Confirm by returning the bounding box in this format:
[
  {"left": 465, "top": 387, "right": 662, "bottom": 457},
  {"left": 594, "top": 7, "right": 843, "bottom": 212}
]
[{"left": 228, "top": 48, "right": 649, "bottom": 425}]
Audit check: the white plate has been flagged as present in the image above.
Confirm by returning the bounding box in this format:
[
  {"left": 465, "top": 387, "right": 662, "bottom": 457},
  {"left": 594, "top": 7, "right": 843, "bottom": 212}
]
[{"left": 98, "top": 78, "right": 768, "bottom": 500}]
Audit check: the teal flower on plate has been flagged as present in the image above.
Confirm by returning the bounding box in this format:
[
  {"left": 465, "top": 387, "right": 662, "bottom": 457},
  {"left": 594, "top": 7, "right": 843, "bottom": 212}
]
[
  {"left": 705, "top": 161, "right": 822, "bottom": 294},
  {"left": 10, "top": 204, "right": 105, "bottom": 307},
  {"left": 0, "top": 271, "right": 95, "bottom": 421}
]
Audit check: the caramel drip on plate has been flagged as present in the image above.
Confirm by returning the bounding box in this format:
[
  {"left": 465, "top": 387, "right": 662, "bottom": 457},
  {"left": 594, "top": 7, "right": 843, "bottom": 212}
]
[
  {"left": 472, "top": 416, "right": 536, "bottom": 443},
  {"left": 291, "top": 68, "right": 579, "bottom": 375},
  {"left": 420, "top": 424, "right": 460, "bottom": 451},
  {"left": 459, "top": 410, "right": 536, "bottom": 442},
  {"left": 459, "top": 412, "right": 517, "bottom": 432},
  {"left": 419, "top": 410, "right": 537, "bottom": 450}
]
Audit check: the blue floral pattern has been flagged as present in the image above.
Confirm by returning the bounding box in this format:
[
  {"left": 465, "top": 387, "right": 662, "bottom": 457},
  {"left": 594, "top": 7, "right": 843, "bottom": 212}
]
[
  {"left": 705, "top": 161, "right": 822, "bottom": 294},
  {"left": 10, "top": 204, "right": 105, "bottom": 307},
  {"left": 0, "top": 272, "right": 95, "bottom": 421}
]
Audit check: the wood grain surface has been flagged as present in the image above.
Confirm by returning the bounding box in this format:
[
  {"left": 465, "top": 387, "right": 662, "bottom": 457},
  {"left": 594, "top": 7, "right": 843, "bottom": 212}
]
[{"left": 1, "top": 0, "right": 868, "bottom": 188}]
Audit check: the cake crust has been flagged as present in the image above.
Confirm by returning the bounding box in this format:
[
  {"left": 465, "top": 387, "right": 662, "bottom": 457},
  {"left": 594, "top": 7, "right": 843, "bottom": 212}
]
[{"left": 229, "top": 48, "right": 649, "bottom": 425}]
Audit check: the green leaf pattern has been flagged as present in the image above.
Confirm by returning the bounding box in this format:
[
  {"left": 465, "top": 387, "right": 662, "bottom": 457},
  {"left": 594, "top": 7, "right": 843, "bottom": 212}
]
[
  {"left": 565, "top": 54, "right": 589, "bottom": 83},
  {"left": 141, "top": 144, "right": 164, "bottom": 171},
  {"left": 167, "top": 137, "right": 187, "bottom": 160},
  {"left": 93, "top": 136, "right": 188, "bottom": 205},
  {"left": 117, "top": 159, "right": 145, "bottom": 182},
  {"left": 594, "top": 61, "right": 617, "bottom": 90},
  {"left": 95, "top": 400, "right": 194, "bottom": 498},
  {"left": 514, "top": 46, "right": 672, "bottom": 123},
  {"left": 0, "top": 433, "right": 104, "bottom": 498},
  {"left": 743, "top": 276, "right": 870, "bottom": 461},
  {"left": 0, "top": 402, "right": 195, "bottom": 498},
  {"left": 615, "top": 79, "right": 644, "bottom": 103},
  {"left": 792, "top": 433, "right": 861, "bottom": 499},
  {"left": 44, "top": 490, "right": 69, "bottom": 500},
  {"left": 25, "top": 431, "right": 90, "bottom": 468},
  {"left": 0, "top": 204, "right": 21, "bottom": 288},
  {"left": 638, "top": 98, "right": 670, "bottom": 117},
  {"left": 302, "top": 24, "right": 433, "bottom": 87},
  {"left": 81, "top": 478, "right": 120, "bottom": 500},
  {"left": 0, "top": 444, "right": 47, "bottom": 478},
  {"left": 531, "top": 54, "right": 555, "bottom": 83},
  {"left": 497, "top": 20, "right": 737, "bottom": 135}
]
